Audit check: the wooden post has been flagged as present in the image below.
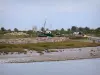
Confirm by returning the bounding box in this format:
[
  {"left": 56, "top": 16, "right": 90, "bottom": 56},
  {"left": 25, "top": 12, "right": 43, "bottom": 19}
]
[{"left": 93, "top": 40, "right": 95, "bottom": 43}]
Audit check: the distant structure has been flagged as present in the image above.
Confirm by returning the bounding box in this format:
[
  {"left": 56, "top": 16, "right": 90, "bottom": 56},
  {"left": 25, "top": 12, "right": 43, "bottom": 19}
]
[
  {"left": 38, "top": 19, "right": 54, "bottom": 37},
  {"left": 73, "top": 32, "right": 80, "bottom": 35},
  {"left": 73, "top": 32, "right": 83, "bottom": 36},
  {"left": 45, "top": 30, "right": 51, "bottom": 34},
  {"left": 73, "top": 32, "right": 87, "bottom": 37},
  {"left": 32, "top": 26, "right": 37, "bottom": 32}
]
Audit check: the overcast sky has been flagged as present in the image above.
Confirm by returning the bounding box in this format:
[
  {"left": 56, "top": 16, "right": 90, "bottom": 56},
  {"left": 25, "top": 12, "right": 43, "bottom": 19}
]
[{"left": 0, "top": 0, "right": 100, "bottom": 30}]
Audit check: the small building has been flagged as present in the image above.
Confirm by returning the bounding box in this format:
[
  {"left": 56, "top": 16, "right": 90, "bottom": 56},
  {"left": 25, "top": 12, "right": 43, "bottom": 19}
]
[
  {"left": 73, "top": 32, "right": 83, "bottom": 35},
  {"left": 73, "top": 32, "right": 84, "bottom": 36},
  {"left": 45, "top": 30, "right": 51, "bottom": 34},
  {"left": 73, "top": 32, "right": 80, "bottom": 35}
]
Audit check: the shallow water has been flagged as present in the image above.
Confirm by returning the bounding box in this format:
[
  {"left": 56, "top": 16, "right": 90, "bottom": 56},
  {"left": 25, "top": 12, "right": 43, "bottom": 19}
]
[{"left": 0, "top": 58, "right": 100, "bottom": 75}]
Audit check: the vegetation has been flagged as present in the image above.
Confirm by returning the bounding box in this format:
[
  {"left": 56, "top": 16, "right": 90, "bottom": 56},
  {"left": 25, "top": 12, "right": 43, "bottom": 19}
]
[
  {"left": 0, "top": 26, "right": 100, "bottom": 38},
  {"left": 0, "top": 48, "right": 26, "bottom": 54},
  {"left": 0, "top": 40, "right": 100, "bottom": 53},
  {"left": 0, "top": 26, "right": 100, "bottom": 53}
]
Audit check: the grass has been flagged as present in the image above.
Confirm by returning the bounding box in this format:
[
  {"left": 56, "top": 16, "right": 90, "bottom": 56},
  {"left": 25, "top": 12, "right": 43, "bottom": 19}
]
[
  {"left": 0, "top": 34, "right": 35, "bottom": 39},
  {"left": 48, "top": 49, "right": 58, "bottom": 52},
  {"left": 0, "top": 40, "right": 100, "bottom": 53},
  {"left": 0, "top": 48, "right": 26, "bottom": 54}
]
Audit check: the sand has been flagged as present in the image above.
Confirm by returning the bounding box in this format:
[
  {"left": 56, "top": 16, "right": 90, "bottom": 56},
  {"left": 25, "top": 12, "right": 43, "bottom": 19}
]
[{"left": 0, "top": 46, "right": 100, "bottom": 63}]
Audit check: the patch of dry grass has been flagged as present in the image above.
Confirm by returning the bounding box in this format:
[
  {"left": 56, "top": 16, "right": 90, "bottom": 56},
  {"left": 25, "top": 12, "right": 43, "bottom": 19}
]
[{"left": 0, "top": 40, "right": 100, "bottom": 53}]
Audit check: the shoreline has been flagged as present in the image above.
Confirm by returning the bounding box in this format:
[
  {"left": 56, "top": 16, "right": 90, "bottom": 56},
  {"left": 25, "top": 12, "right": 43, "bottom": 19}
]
[
  {"left": 1, "top": 57, "right": 100, "bottom": 63},
  {"left": 0, "top": 46, "right": 100, "bottom": 63}
]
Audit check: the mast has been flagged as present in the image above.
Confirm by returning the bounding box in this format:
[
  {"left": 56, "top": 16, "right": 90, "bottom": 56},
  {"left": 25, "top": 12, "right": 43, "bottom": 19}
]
[{"left": 43, "top": 19, "right": 47, "bottom": 31}]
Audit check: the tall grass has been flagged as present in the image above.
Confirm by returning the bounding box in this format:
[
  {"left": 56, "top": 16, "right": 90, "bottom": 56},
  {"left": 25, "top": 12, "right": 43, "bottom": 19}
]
[{"left": 0, "top": 40, "right": 100, "bottom": 53}]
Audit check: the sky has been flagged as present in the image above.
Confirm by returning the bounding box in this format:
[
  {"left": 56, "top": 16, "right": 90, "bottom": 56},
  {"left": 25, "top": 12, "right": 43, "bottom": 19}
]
[{"left": 0, "top": 0, "right": 100, "bottom": 30}]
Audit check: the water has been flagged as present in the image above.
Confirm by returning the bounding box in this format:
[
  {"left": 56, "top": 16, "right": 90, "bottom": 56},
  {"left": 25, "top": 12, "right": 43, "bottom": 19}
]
[{"left": 0, "top": 59, "right": 100, "bottom": 75}]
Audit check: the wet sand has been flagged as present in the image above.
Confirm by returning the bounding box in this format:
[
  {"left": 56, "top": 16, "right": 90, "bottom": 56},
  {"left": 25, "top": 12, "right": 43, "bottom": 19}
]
[{"left": 0, "top": 46, "right": 100, "bottom": 63}]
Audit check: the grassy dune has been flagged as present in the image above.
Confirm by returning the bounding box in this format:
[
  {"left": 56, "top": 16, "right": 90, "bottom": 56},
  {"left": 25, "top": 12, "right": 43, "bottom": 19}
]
[{"left": 0, "top": 40, "right": 100, "bottom": 53}]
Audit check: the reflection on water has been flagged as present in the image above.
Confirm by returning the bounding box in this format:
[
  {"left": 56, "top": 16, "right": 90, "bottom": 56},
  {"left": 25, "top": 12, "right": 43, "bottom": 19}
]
[{"left": 0, "top": 58, "right": 100, "bottom": 75}]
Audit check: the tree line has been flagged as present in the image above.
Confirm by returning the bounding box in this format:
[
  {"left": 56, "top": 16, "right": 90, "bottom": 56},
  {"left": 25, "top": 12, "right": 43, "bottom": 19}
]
[{"left": 0, "top": 26, "right": 100, "bottom": 36}]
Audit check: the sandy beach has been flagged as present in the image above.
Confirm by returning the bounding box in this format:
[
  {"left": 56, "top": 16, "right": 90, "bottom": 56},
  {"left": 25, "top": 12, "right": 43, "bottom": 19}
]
[{"left": 0, "top": 46, "right": 100, "bottom": 63}]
